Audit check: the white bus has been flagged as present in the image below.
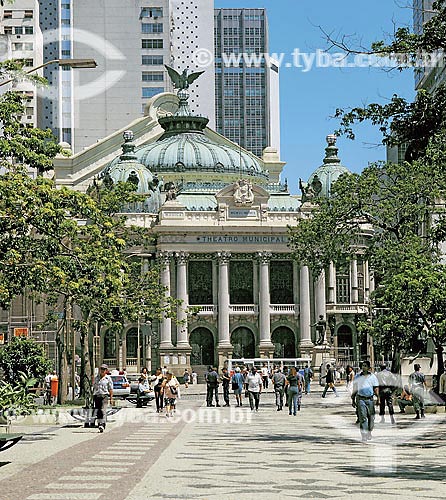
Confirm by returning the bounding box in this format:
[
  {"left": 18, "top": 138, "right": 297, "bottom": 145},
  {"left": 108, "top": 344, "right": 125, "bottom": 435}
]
[{"left": 227, "top": 358, "right": 312, "bottom": 375}]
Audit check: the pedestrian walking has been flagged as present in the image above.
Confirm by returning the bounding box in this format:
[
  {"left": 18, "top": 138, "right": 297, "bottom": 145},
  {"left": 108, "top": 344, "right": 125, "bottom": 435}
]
[
  {"left": 206, "top": 366, "right": 220, "bottom": 407},
  {"left": 272, "top": 367, "right": 286, "bottom": 411},
  {"left": 162, "top": 372, "right": 179, "bottom": 418},
  {"left": 303, "top": 364, "right": 313, "bottom": 394},
  {"left": 351, "top": 360, "right": 379, "bottom": 442},
  {"left": 376, "top": 364, "right": 396, "bottom": 424},
  {"left": 231, "top": 367, "right": 244, "bottom": 406},
  {"left": 286, "top": 367, "right": 303, "bottom": 415},
  {"left": 245, "top": 367, "right": 262, "bottom": 412},
  {"left": 183, "top": 369, "right": 190, "bottom": 388},
  {"left": 409, "top": 363, "right": 426, "bottom": 419},
  {"left": 261, "top": 362, "right": 269, "bottom": 389},
  {"left": 92, "top": 363, "right": 114, "bottom": 433},
  {"left": 321, "top": 364, "right": 338, "bottom": 398},
  {"left": 191, "top": 370, "right": 197, "bottom": 385},
  {"left": 345, "top": 365, "right": 355, "bottom": 395},
  {"left": 221, "top": 367, "right": 231, "bottom": 406},
  {"left": 152, "top": 367, "right": 165, "bottom": 413}
]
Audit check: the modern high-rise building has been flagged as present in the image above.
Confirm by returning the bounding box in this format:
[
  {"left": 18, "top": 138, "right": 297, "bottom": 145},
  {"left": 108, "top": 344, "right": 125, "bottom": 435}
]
[
  {"left": 0, "top": 0, "right": 43, "bottom": 128},
  {"left": 2, "top": 2, "right": 280, "bottom": 159},
  {"left": 413, "top": 0, "right": 443, "bottom": 91},
  {"left": 214, "top": 8, "right": 280, "bottom": 157},
  {"left": 37, "top": 0, "right": 215, "bottom": 152}
]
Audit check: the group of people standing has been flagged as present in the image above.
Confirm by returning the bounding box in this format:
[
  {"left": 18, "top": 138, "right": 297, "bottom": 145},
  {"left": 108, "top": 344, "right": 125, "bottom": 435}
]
[{"left": 204, "top": 363, "right": 313, "bottom": 415}]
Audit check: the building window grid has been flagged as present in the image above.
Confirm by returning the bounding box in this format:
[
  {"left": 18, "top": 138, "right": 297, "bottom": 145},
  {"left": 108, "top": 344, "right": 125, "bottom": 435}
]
[
  {"left": 141, "top": 23, "right": 163, "bottom": 33},
  {"left": 142, "top": 39, "right": 163, "bottom": 49},
  {"left": 142, "top": 55, "right": 164, "bottom": 65}
]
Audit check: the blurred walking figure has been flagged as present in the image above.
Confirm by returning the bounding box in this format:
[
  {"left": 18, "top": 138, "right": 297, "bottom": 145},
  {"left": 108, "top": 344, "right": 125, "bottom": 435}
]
[
  {"left": 272, "top": 367, "right": 286, "bottom": 411},
  {"left": 153, "top": 367, "right": 164, "bottom": 413},
  {"left": 261, "top": 362, "right": 269, "bottom": 389},
  {"left": 409, "top": 363, "right": 426, "bottom": 419},
  {"left": 286, "top": 367, "right": 303, "bottom": 415},
  {"left": 321, "top": 364, "right": 338, "bottom": 398},
  {"left": 183, "top": 369, "right": 190, "bottom": 388},
  {"left": 162, "top": 372, "right": 179, "bottom": 417},
  {"left": 245, "top": 367, "right": 262, "bottom": 411},
  {"left": 352, "top": 360, "right": 379, "bottom": 442},
  {"left": 303, "top": 364, "right": 313, "bottom": 394},
  {"left": 376, "top": 364, "right": 396, "bottom": 424},
  {"left": 345, "top": 365, "right": 355, "bottom": 395},
  {"left": 92, "top": 364, "right": 114, "bottom": 433},
  {"left": 221, "top": 367, "right": 231, "bottom": 406},
  {"left": 206, "top": 366, "right": 220, "bottom": 407},
  {"left": 231, "top": 367, "right": 244, "bottom": 406}
]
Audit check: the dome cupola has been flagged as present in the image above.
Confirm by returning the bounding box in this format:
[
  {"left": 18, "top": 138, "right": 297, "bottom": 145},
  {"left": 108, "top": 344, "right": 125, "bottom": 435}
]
[{"left": 307, "top": 135, "right": 351, "bottom": 198}]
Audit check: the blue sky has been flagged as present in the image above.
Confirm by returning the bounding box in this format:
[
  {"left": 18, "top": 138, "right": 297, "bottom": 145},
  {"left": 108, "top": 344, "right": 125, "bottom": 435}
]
[{"left": 216, "top": 0, "right": 416, "bottom": 190}]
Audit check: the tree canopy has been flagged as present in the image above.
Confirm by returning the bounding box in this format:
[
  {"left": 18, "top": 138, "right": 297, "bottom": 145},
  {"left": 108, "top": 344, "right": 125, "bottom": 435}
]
[{"left": 290, "top": 2, "right": 446, "bottom": 373}]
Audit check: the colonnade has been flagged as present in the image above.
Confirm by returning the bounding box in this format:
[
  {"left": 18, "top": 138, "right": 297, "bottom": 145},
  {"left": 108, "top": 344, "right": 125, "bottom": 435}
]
[{"left": 157, "top": 251, "right": 322, "bottom": 353}]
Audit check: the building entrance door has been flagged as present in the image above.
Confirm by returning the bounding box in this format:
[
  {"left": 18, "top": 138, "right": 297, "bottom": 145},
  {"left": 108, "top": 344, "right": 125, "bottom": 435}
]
[
  {"left": 231, "top": 327, "right": 255, "bottom": 359},
  {"left": 189, "top": 328, "right": 214, "bottom": 366},
  {"left": 272, "top": 327, "right": 296, "bottom": 358}
]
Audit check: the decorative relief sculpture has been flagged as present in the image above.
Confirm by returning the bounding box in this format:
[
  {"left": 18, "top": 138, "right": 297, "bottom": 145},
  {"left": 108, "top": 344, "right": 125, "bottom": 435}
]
[{"left": 233, "top": 179, "right": 254, "bottom": 206}]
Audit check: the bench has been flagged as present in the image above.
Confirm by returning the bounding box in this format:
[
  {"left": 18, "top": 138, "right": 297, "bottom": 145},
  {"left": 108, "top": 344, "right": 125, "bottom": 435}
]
[
  {"left": 0, "top": 434, "right": 23, "bottom": 452},
  {"left": 127, "top": 392, "right": 155, "bottom": 408}
]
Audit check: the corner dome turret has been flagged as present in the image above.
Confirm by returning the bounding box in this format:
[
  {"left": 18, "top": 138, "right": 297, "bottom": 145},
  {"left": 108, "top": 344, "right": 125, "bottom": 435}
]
[
  {"left": 308, "top": 135, "right": 351, "bottom": 197},
  {"left": 107, "top": 131, "right": 156, "bottom": 195}
]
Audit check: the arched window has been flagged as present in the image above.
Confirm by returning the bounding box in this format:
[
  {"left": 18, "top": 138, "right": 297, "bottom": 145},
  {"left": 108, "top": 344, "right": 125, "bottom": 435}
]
[{"left": 104, "top": 330, "right": 116, "bottom": 359}]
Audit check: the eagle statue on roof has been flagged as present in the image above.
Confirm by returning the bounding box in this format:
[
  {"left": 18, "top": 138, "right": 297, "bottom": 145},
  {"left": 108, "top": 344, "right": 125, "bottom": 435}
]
[{"left": 165, "top": 65, "right": 204, "bottom": 90}]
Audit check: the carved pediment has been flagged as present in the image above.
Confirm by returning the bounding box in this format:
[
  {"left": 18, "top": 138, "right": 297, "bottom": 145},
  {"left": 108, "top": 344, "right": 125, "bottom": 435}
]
[{"left": 215, "top": 180, "right": 269, "bottom": 207}]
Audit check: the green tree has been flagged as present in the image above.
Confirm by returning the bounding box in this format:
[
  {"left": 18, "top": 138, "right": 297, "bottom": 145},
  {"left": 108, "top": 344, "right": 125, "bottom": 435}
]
[
  {"left": 291, "top": 2, "right": 446, "bottom": 375},
  {"left": 0, "top": 89, "right": 178, "bottom": 403},
  {"left": 0, "top": 337, "right": 52, "bottom": 385}
]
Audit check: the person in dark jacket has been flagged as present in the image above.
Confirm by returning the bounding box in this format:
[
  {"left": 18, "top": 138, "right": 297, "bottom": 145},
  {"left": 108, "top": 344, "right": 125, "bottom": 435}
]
[
  {"left": 206, "top": 366, "right": 220, "bottom": 407},
  {"left": 321, "top": 364, "right": 338, "bottom": 398}
]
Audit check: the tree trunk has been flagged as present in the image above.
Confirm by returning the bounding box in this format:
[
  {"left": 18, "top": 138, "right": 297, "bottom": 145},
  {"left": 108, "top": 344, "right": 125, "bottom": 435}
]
[
  {"left": 80, "top": 325, "right": 92, "bottom": 406},
  {"left": 437, "top": 344, "right": 444, "bottom": 375},
  {"left": 56, "top": 323, "right": 68, "bottom": 405},
  {"left": 391, "top": 349, "right": 401, "bottom": 375}
]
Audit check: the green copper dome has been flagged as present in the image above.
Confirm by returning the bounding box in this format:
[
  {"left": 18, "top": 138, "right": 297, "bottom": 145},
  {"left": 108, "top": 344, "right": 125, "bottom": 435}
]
[
  {"left": 308, "top": 135, "right": 351, "bottom": 197},
  {"left": 108, "top": 90, "right": 267, "bottom": 182},
  {"left": 108, "top": 131, "right": 156, "bottom": 194}
]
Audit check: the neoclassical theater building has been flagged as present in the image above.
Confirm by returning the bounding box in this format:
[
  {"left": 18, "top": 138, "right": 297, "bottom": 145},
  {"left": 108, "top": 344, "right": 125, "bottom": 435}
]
[{"left": 2, "top": 88, "right": 373, "bottom": 375}]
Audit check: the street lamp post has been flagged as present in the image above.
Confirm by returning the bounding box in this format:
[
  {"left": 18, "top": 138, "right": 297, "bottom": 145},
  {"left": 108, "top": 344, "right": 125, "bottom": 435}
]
[{"left": 0, "top": 58, "right": 97, "bottom": 87}]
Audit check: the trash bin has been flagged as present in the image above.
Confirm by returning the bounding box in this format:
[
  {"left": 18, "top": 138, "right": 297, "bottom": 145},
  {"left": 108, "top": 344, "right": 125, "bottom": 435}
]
[{"left": 50, "top": 375, "right": 59, "bottom": 398}]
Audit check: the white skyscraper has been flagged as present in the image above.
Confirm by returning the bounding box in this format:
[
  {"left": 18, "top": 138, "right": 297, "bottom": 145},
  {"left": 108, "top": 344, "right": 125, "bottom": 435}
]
[{"left": 58, "top": 0, "right": 215, "bottom": 152}]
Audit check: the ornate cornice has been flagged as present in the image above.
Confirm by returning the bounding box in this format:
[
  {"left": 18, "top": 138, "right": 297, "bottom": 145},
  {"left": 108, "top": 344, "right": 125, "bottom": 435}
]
[
  {"left": 175, "top": 251, "right": 189, "bottom": 264},
  {"left": 216, "top": 251, "right": 231, "bottom": 264},
  {"left": 257, "top": 251, "right": 272, "bottom": 264}
]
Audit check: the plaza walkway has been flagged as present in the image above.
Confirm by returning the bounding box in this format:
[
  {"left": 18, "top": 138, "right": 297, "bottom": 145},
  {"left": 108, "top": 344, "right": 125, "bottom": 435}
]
[{"left": 0, "top": 385, "right": 444, "bottom": 500}]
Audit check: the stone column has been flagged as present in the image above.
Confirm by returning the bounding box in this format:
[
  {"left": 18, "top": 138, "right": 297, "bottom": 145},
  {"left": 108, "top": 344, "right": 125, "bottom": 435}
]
[
  {"left": 159, "top": 251, "right": 173, "bottom": 349},
  {"left": 328, "top": 261, "right": 337, "bottom": 304},
  {"left": 176, "top": 251, "right": 190, "bottom": 347},
  {"left": 351, "top": 258, "right": 358, "bottom": 303},
  {"left": 299, "top": 265, "right": 313, "bottom": 352},
  {"left": 293, "top": 261, "right": 300, "bottom": 319},
  {"left": 364, "top": 260, "right": 370, "bottom": 302},
  {"left": 258, "top": 252, "right": 274, "bottom": 356},
  {"left": 217, "top": 252, "right": 231, "bottom": 347}
]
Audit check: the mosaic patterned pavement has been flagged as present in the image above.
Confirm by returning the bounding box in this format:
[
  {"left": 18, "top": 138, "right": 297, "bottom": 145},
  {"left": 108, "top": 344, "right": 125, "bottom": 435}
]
[{"left": 1, "top": 389, "right": 445, "bottom": 500}]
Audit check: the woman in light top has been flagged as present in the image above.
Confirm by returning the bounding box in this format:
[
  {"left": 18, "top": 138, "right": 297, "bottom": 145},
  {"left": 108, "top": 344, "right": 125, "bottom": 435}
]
[{"left": 162, "top": 372, "right": 179, "bottom": 418}]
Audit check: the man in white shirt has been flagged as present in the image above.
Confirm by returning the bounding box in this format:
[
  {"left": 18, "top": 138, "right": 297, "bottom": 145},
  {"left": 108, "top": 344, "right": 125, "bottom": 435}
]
[
  {"left": 245, "top": 367, "right": 262, "bottom": 411},
  {"left": 261, "top": 363, "right": 269, "bottom": 390}
]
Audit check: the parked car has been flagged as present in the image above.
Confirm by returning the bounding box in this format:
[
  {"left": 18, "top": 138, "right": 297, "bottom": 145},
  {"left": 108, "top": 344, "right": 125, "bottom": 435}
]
[{"left": 111, "top": 375, "right": 131, "bottom": 398}]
